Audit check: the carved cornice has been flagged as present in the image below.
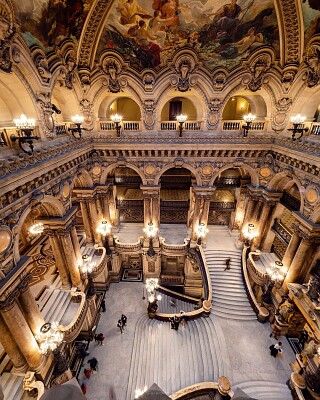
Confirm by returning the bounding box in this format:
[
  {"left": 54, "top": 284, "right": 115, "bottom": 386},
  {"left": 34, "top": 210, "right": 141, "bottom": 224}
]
[
  {"left": 279, "top": 0, "right": 301, "bottom": 64},
  {"left": 0, "top": 272, "right": 30, "bottom": 311}
]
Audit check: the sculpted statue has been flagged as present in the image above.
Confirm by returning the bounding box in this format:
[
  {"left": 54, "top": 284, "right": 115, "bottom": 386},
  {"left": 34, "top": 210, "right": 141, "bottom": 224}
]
[
  {"left": 302, "top": 339, "right": 317, "bottom": 358},
  {"left": 305, "top": 275, "right": 320, "bottom": 301},
  {"left": 277, "top": 298, "right": 295, "bottom": 324}
]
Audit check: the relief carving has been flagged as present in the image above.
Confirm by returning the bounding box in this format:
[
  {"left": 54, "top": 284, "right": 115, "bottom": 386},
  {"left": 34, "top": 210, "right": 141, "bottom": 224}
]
[
  {"left": 245, "top": 53, "right": 272, "bottom": 92},
  {"left": 173, "top": 55, "right": 196, "bottom": 92},
  {"left": 207, "top": 98, "right": 223, "bottom": 129},
  {"left": 80, "top": 99, "right": 94, "bottom": 130},
  {"left": 281, "top": 70, "right": 296, "bottom": 93},
  {"left": 305, "top": 44, "right": 320, "bottom": 88},
  {"left": 212, "top": 72, "right": 226, "bottom": 91},
  {"left": 37, "top": 92, "right": 55, "bottom": 137},
  {"left": 34, "top": 52, "right": 51, "bottom": 83},
  {"left": 0, "top": 0, "right": 15, "bottom": 73},
  {"left": 102, "top": 59, "right": 122, "bottom": 93},
  {"left": 142, "top": 100, "right": 156, "bottom": 130},
  {"left": 143, "top": 73, "right": 155, "bottom": 92}
]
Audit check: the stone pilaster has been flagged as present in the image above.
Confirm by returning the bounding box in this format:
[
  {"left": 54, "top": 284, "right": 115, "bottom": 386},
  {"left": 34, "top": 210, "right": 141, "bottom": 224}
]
[
  {"left": 79, "top": 200, "right": 93, "bottom": 243},
  {"left": 282, "top": 230, "right": 301, "bottom": 270},
  {"left": 190, "top": 186, "right": 215, "bottom": 242},
  {"left": 18, "top": 285, "right": 45, "bottom": 336},
  {"left": 47, "top": 232, "right": 71, "bottom": 289},
  {"left": 141, "top": 185, "right": 161, "bottom": 233}
]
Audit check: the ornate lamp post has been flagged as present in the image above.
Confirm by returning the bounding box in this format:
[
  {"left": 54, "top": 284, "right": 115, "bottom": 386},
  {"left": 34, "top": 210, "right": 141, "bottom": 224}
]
[
  {"left": 97, "top": 220, "right": 112, "bottom": 255},
  {"left": 111, "top": 114, "right": 122, "bottom": 137},
  {"left": 288, "top": 114, "right": 308, "bottom": 140},
  {"left": 242, "top": 113, "right": 256, "bottom": 137},
  {"left": 242, "top": 223, "right": 257, "bottom": 246},
  {"left": 143, "top": 222, "right": 158, "bottom": 257},
  {"left": 263, "top": 261, "right": 287, "bottom": 304},
  {"left": 176, "top": 114, "right": 187, "bottom": 137},
  {"left": 11, "top": 114, "right": 38, "bottom": 154},
  {"left": 145, "top": 278, "right": 162, "bottom": 317},
  {"left": 36, "top": 322, "right": 68, "bottom": 374},
  {"left": 196, "top": 222, "right": 209, "bottom": 245},
  {"left": 79, "top": 254, "right": 96, "bottom": 297},
  {"left": 70, "top": 114, "right": 84, "bottom": 139}
]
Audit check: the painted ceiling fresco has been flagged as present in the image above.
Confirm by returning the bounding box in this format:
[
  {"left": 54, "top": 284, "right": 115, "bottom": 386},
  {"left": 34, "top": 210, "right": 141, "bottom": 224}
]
[
  {"left": 302, "top": 0, "right": 320, "bottom": 44},
  {"left": 97, "top": 0, "right": 280, "bottom": 71},
  {"left": 12, "top": 0, "right": 94, "bottom": 50}
]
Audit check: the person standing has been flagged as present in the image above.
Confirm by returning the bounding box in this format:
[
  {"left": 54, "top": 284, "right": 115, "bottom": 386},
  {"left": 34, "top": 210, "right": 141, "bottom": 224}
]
[
  {"left": 96, "top": 333, "right": 105, "bottom": 346},
  {"left": 121, "top": 314, "right": 127, "bottom": 327},
  {"left": 101, "top": 300, "right": 106, "bottom": 312},
  {"left": 117, "top": 319, "right": 124, "bottom": 334}
]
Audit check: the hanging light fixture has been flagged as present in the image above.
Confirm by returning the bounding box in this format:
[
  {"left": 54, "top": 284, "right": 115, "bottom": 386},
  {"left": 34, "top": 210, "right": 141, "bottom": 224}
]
[
  {"left": 69, "top": 115, "right": 84, "bottom": 139},
  {"left": 266, "top": 260, "right": 287, "bottom": 285},
  {"left": 29, "top": 222, "right": 44, "bottom": 235}
]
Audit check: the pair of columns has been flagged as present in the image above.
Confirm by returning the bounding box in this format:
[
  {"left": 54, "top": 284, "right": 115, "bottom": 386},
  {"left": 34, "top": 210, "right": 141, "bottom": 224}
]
[
  {"left": 0, "top": 274, "right": 45, "bottom": 373},
  {"left": 74, "top": 185, "right": 116, "bottom": 244},
  {"left": 41, "top": 207, "right": 81, "bottom": 288}
]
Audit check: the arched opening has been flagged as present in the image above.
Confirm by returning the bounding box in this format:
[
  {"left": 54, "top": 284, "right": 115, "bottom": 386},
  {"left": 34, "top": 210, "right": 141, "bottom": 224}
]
[
  {"left": 107, "top": 98, "right": 141, "bottom": 121},
  {"left": 222, "top": 96, "right": 251, "bottom": 120},
  {"left": 159, "top": 168, "right": 194, "bottom": 225},
  {"left": 110, "top": 167, "right": 143, "bottom": 223},
  {"left": 161, "top": 97, "right": 197, "bottom": 121}
]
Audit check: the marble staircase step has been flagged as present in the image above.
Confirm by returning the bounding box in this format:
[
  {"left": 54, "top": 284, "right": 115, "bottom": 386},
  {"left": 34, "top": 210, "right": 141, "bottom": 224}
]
[
  {"left": 212, "top": 294, "right": 250, "bottom": 305},
  {"left": 43, "top": 290, "right": 68, "bottom": 322},
  {"left": 211, "top": 299, "right": 254, "bottom": 314},
  {"left": 0, "top": 372, "right": 24, "bottom": 400},
  {"left": 212, "top": 309, "right": 256, "bottom": 320},
  {"left": 235, "top": 381, "right": 292, "bottom": 400}
]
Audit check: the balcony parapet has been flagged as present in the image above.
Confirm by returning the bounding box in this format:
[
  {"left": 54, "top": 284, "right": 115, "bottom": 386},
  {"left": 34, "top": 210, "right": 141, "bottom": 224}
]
[{"left": 113, "top": 236, "right": 142, "bottom": 252}]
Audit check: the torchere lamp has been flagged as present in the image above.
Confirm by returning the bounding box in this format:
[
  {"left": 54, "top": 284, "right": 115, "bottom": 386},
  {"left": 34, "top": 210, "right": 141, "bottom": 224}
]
[
  {"left": 79, "top": 254, "right": 96, "bottom": 297},
  {"left": 196, "top": 223, "right": 209, "bottom": 245},
  {"left": 69, "top": 115, "right": 84, "bottom": 139},
  {"left": 143, "top": 222, "right": 158, "bottom": 257},
  {"left": 176, "top": 114, "right": 187, "bottom": 137},
  {"left": 11, "top": 114, "right": 38, "bottom": 155},
  {"left": 288, "top": 114, "right": 308, "bottom": 140},
  {"left": 242, "top": 113, "right": 256, "bottom": 137},
  {"left": 97, "top": 220, "right": 112, "bottom": 255},
  {"left": 36, "top": 322, "right": 68, "bottom": 374},
  {"left": 266, "top": 260, "right": 287, "bottom": 287},
  {"left": 242, "top": 223, "right": 257, "bottom": 246},
  {"left": 111, "top": 114, "right": 122, "bottom": 137}
]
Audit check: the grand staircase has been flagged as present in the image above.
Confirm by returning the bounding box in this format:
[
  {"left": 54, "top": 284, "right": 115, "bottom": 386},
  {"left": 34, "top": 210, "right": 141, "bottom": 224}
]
[
  {"left": 126, "top": 314, "right": 229, "bottom": 400},
  {"left": 235, "top": 381, "right": 292, "bottom": 400},
  {"left": 0, "top": 373, "right": 26, "bottom": 400},
  {"left": 204, "top": 248, "right": 256, "bottom": 321}
]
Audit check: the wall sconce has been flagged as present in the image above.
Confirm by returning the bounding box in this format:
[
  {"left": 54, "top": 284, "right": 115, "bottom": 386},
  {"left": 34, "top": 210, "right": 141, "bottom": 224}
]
[
  {"left": 69, "top": 115, "right": 84, "bottom": 139},
  {"left": 111, "top": 114, "right": 122, "bottom": 137},
  {"left": 242, "top": 113, "right": 256, "bottom": 137},
  {"left": 79, "top": 254, "right": 96, "bottom": 297},
  {"left": 97, "top": 220, "right": 112, "bottom": 255},
  {"left": 11, "top": 114, "right": 38, "bottom": 154},
  {"left": 288, "top": 114, "right": 308, "bottom": 140},
  {"left": 196, "top": 222, "right": 209, "bottom": 245},
  {"left": 143, "top": 222, "right": 158, "bottom": 257},
  {"left": 176, "top": 114, "right": 187, "bottom": 137}
]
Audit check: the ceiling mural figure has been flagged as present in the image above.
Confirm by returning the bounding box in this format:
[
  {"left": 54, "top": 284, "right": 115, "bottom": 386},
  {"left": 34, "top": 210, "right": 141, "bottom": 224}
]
[
  {"left": 97, "top": 0, "right": 279, "bottom": 71},
  {"left": 11, "top": 0, "right": 94, "bottom": 50},
  {"left": 302, "top": 0, "right": 320, "bottom": 45}
]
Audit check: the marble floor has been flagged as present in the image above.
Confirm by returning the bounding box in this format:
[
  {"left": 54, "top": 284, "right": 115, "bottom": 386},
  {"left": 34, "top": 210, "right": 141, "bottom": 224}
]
[{"left": 79, "top": 225, "right": 295, "bottom": 400}]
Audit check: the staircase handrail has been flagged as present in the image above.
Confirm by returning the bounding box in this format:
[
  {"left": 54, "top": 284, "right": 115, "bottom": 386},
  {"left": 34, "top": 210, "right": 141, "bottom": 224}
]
[
  {"left": 58, "top": 289, "right": 88, "bottom": 342},
  {"left": 113, "top": 236, "right": 142, "bottom": 252},
  {"left": 170, "top": 381, "right": 234, "bottom": 399},
  {"left": 160, "top": 237, "right": 189, "bottom": 252},
  {"left": 157, "top": 285, "right": 198, "bottom": 304},
  {"left": 154, "top": 245, "right": 212, "bottom": 321},
  {"left": 247, "top": 250, "right": 269, "bottom": 286},
  {"left": 91, "top": 244, "right": 107, "bottom": 278},
  {"left": 241, "top": 246, "right": 269, "bottom": 322}
]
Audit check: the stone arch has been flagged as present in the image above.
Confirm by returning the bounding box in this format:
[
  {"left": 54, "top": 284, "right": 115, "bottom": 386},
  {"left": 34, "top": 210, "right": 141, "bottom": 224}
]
[
  {"left": 209, "top": 163, "right": 259, "bottom": 187},
  {"left": 100, "top": 162, "right": 147, "bottom": 185},
  {"left": 267, "top": 171, "right": 304, "bottom": 212},
  {"left": 12, "top": 196, "right": 65, "bottom": 263},
  {"left": 155, "top": 163, "right": 201, "bottom": 186}
]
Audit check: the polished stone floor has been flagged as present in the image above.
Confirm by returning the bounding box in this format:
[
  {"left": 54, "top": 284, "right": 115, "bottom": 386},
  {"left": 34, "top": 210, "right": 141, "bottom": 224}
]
[{"left": 80, "top": 224, "right": 295, "bottom": 400}]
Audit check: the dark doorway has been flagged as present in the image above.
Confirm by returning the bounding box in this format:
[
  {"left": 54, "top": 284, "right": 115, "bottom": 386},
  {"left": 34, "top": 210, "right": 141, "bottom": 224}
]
[{"left": 169, "top": 100, "right": 182, "bottom": 121}]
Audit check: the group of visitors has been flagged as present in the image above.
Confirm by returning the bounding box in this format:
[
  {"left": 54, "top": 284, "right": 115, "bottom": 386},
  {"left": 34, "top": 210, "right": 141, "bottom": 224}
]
[
  {"left": 117, "top": 314, "right": 127, "bottom": 334},
  {"left": 169, "top": 312, "right": 187, "bottom": 331},
  {"left": 82, "top": 356, "right": 99, "bottom": 393},
  {"left": 94, "top": 332, "right": 105, "bottom": 346}
]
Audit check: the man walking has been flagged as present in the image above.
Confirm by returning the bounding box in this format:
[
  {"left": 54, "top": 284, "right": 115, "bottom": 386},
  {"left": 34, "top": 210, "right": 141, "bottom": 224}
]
[
  {"left": 117, "top": 319, "right": 124, "bottom": 334},
  {"left": 224, "top": 258, "right": 231, "bottom": 271},
  {"left": 121, "top": 314, "right": 127, "bottom": 327}
]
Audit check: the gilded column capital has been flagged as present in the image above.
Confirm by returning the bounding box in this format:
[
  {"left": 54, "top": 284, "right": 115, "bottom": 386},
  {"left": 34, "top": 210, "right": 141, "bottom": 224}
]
[{"left": 0, "top": 273, "right": 30, "bottom": 311}]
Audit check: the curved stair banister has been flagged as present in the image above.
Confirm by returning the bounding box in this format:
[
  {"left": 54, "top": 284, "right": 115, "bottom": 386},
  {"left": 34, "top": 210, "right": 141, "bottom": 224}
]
[
  {"left": 91, "top": 245, "right": 107, "bottom": 278},
  {"left": 58, "top": 289, "right": 88, "bottom": 342},
  {"left": 241, "top": 246, "right": 269, "bottom": 323},
  {"left": 159, "top": 237, "right": 189, "bottom": 254},
  {"left": 170, "top": 381, "right": 234, "bottom": 399},
  {"left": 153, "top": 245, "right": 212, "bottom": 321},
  {"left": 113, "top": 236, "right": 142, "bottom": 252}
]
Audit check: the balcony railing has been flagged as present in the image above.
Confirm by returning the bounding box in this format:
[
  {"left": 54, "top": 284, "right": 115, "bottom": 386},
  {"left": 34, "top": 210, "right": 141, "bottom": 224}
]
[
  {"left": 215, "top": 177, "right": 240, "bottom": 188},
  {"left": 223, "top": 120, "right": 266, "bottom": 131},
  {"left": 116, "top": 199, "right": 143, "bottom": 209},
  {"left": 272, "top": 219, "right": 292, "bottom": 244},
  {"left": 160, "top": 121, "right": 202, "bottom": 131},
  {"left": 99, "top": 121, "right": 141, "bottom": 132},
  {"left": 310, "top": 122, "right": 320, "bottom": 136},
  {"left": 55, "top": 124, "right": 67, "bottom": 136},
  {"left": 209, "top": 201, "right": 235, "bottom": 210}
]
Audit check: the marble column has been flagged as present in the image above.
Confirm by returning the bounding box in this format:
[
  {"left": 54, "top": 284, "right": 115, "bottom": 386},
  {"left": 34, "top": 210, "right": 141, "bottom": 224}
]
[
  {"left": 141, "top": 186, "right": 161, "bottom": 232},
  {"left": 87, "top": 198, "right": 100, "bottom": 243},
  {"left": 79, "top": 200, "right": 93, "bottom": 243},
  {"left": 282, "top": 237, "right": 314, "bottom": 292},
  {"left": 60, "top": 231, "right": 81, "bottom": 287},
  {"left": 18, "top": 286, "right": 45, "bottom": 336},
  {"left": 0, "top": 313, "right": 27, "bottom": 372},
  {"left": 252, "top": 202, "right": 272, "bottom": 249},
  {"left": 282, "top": 231, "right": 301, "bottom": 270},
  {"left": 242, "top": 197, "right": 256, "bottom": 231},
  {"left": 48, "top": 233, "right": 71, "bottom": 288},
  {"left": 1, "top": 300, "right": 43, "bottom": 370},
  {"left": 251, "top": 199, "right": 263, "bottom": 224},
  {"left": 70, "top": 225, "right": 82, "bottom": 266}
]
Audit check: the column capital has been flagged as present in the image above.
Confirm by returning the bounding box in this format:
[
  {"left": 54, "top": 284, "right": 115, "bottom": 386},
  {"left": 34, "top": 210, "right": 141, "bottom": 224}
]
[
  {"left": 292, "top": 223, "right": 320, "bottom": 243},
  {"left": 192, "top": 185, "right": 216, "bottom": 199},
  {"left": 0, "top": 272, "right": 30, "bottom": 311},
  {"left": 39, "top": 206, "right": 77, "bottom": 232},
  {"left": 140, "top": 185, "right": 161, "bottom": 197}
]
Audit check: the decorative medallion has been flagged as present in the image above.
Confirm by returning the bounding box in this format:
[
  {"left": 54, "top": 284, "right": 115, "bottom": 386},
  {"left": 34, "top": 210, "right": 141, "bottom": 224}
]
[{"left": 305, "top": 187, "right": 319, "bottom": 204}]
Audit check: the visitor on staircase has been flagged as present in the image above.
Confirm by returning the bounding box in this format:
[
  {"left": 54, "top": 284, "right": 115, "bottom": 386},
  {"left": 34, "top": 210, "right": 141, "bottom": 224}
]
[{"left": 224, "top": 258, "right": 231, "bottom": 270}]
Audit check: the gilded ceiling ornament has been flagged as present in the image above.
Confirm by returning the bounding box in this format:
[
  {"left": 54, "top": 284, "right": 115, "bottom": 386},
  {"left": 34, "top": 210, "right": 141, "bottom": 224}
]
[
  {"left": 275, "top": 97, "right": 292, "bottom": 113},
  {"left": 174, "top": 55, "right": 196, "bottom": 92},
  {"left": 143, "top": 73, "right": 155, "bottom": 92},
  {"left": 102, "top": 58, "right": 122, "bottom": 93},
  {"left": 281, "top": 70, "right": 296, "bottom": 93},
  {"left": 212, "top": 72, "right": 227, "bottom": 91},
  {"left": 143, "top": 100, "right": 156, "bottom": 130},
  {"left": 34, "top": 52, "right": 51, "bottom": 83},
  {"left": 246, "top": 53, "right": 272, "bottom": 92}
]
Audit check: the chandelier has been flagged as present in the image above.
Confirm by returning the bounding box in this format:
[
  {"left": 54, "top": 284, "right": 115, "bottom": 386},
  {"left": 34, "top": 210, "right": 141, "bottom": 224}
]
[{"left": 29, "top": 222, "right": 44, "bottom": 235}]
